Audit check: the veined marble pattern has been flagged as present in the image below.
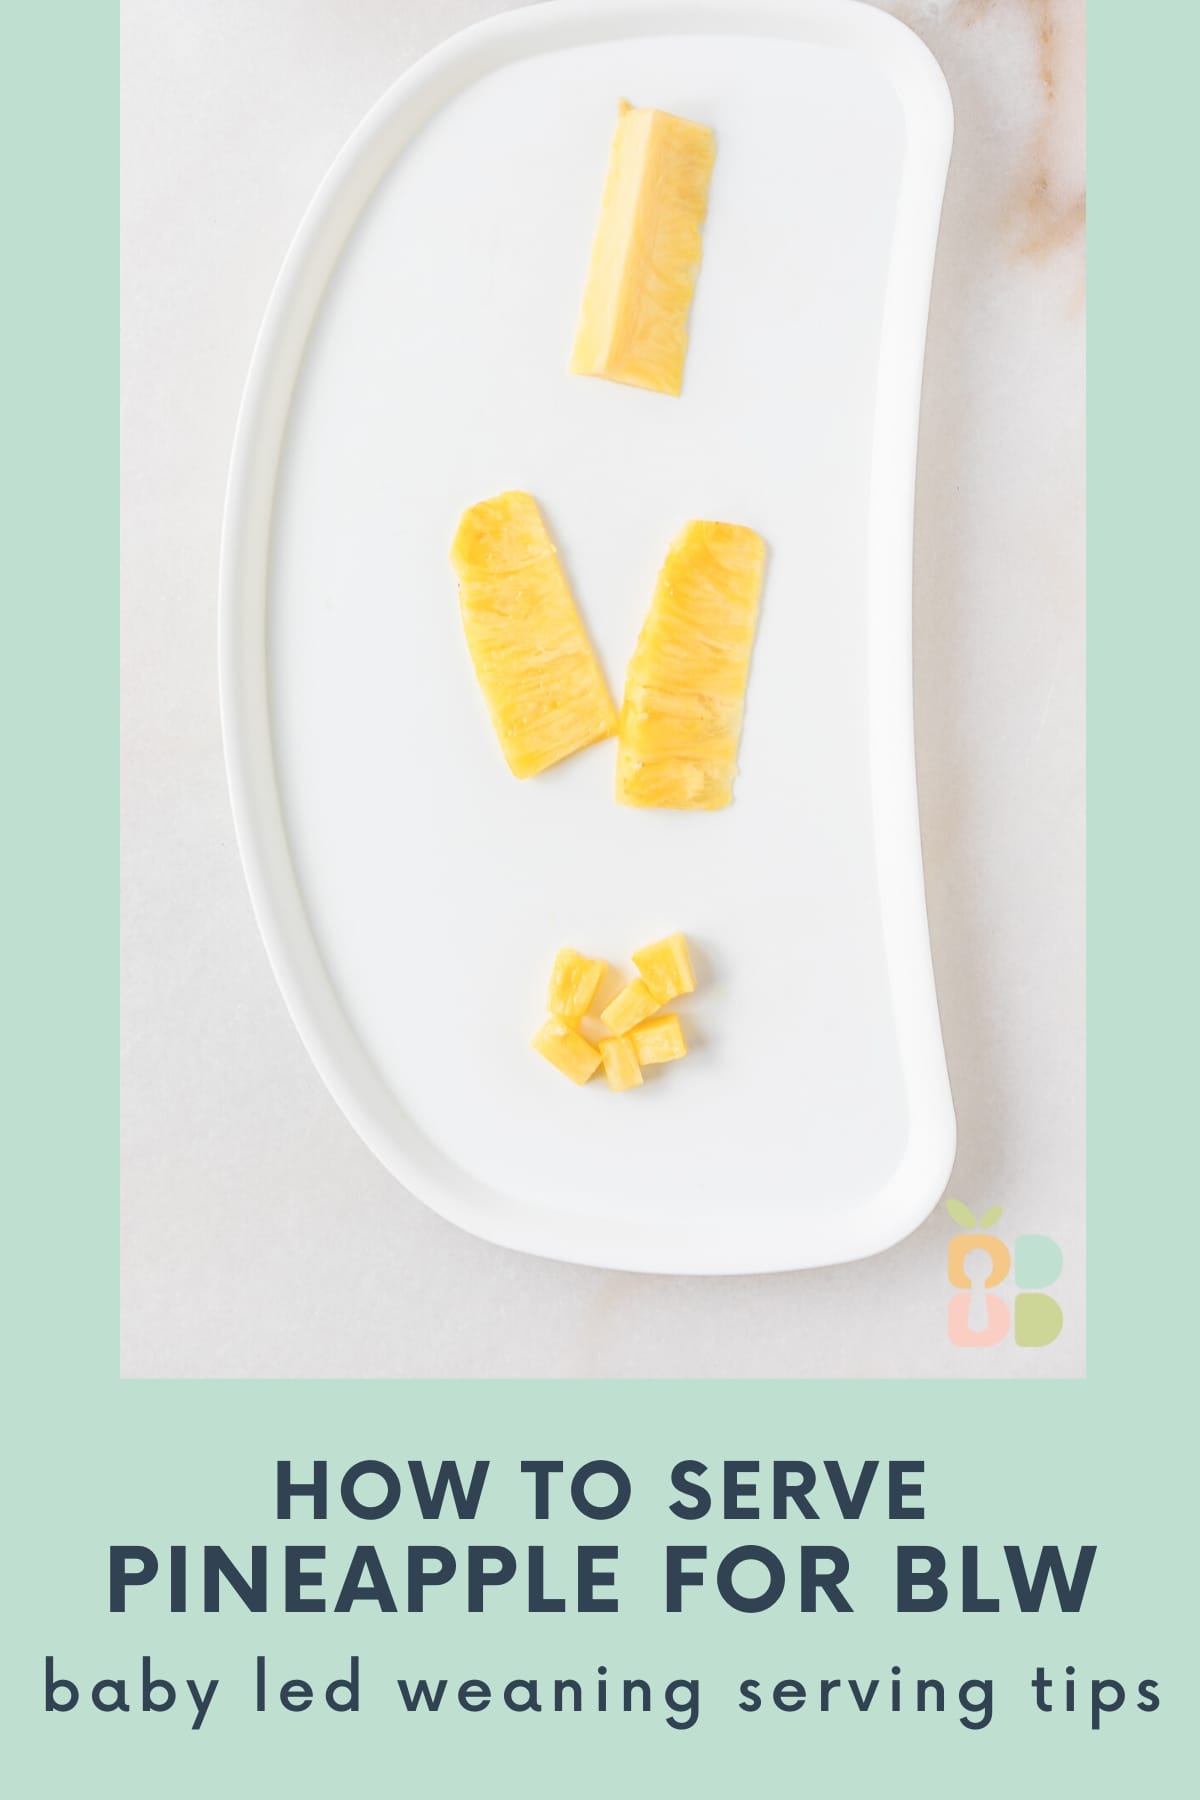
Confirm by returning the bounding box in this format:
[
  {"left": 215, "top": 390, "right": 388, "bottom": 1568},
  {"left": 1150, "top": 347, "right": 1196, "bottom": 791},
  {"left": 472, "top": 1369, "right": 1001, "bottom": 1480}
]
[{"left": 121, "top": 0, "right": 1085, "bottom": 1377}]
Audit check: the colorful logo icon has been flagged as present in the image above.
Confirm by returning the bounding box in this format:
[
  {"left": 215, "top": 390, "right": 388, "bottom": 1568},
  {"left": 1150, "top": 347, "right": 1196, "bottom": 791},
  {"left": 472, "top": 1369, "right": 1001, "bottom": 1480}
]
[{"left": 945, "top": 1201, "right": 1063, "bottom": 1348}]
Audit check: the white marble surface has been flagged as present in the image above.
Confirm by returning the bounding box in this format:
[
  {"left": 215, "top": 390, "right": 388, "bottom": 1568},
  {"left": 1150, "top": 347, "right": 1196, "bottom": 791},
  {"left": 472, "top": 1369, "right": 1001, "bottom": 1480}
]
[{"left": 121, "top": 0, "right": 1085, "bottom": 1377}]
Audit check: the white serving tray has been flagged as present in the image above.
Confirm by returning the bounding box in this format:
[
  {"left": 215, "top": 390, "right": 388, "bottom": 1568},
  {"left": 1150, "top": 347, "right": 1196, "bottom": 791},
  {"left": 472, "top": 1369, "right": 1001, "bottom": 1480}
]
[{"left": 220, "top": 0, "right": 956, "bottom": 1274}]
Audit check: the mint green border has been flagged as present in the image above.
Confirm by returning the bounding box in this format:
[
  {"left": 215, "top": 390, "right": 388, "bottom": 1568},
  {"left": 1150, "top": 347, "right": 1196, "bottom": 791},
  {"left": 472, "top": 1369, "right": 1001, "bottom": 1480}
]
[{"left": 3, "top": 1, "right": 1192, "bottom": 1791}]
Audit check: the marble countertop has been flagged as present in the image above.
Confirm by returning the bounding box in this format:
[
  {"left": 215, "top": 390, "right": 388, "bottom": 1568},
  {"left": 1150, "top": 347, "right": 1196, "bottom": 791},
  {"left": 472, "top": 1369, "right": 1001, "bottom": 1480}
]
[{"left": 121, "top": 0, "right": 1085, "bottom": 1378}]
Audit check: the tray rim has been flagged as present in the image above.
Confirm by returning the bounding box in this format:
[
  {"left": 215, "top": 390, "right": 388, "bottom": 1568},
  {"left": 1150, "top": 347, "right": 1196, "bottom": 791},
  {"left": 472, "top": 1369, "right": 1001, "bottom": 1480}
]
[{"left": 218, "top": 0, "right": 958, "bottom": 1275}]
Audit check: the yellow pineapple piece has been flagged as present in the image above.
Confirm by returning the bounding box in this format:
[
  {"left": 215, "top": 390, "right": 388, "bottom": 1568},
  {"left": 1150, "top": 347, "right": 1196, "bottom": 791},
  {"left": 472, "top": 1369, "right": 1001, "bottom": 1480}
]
[
  {"left": 570, "top": 101, "right": 716, "bottom": 397},
  {"left": 629, "top": 1013, "right": 688, "bottom": 1066},
  {"left": 547, "top": 948, "right": 607, "bottom": 1023},
  {"left": 451, "top": 491, "right": 617, "bottom": 778},
  {"left": 599, "top": 1036, "right": 643, "bottom": 1091},
  {"left": 532, "top": 1016, "right": 602, "bottom": 1085},
  {"left": 632, "top": 931, "right": 695, "bottom": 1004},
  {"left": 617, "top": 521, "right": 765, "bottom": 809},
  {"left": 600, "top": 979, "right": 659, "bottom": 1035}
]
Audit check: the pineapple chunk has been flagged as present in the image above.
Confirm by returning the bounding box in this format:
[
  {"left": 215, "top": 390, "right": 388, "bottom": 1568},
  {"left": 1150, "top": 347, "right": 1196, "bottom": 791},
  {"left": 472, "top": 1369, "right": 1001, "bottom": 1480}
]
[
  {"left": 599, "top": 1036, "right": 644, "bottom": 1091},
  {"left": 629, "top": 1013, "right": 688, "bottom": 1065},
  {"left": 532, "top": 1016, "right": 602, "bottom": 1085},
  {"left": 451, "top": 491, "right": 617, "bottom": 778},
  {"left": 570, "top": 101, "right": 716, "bottom": 397},
  {"left": 600, "top": 979, "right": 659, "bottom": 1035},
  {"left": 617, "top": 521, "right": 765, "bottom": 809},
  {"left": 632, "top": 931, "right": 695, "bottom": 1004},
  {"left": 547, "top": 948, "right": 607, "bottom": 1023}
]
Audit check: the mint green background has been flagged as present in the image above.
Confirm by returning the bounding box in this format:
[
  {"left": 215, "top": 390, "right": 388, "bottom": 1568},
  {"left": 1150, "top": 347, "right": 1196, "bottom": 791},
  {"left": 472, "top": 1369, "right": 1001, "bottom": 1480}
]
[{"left": 3, "top": 0, "right": 1192, "bottom": 1790}]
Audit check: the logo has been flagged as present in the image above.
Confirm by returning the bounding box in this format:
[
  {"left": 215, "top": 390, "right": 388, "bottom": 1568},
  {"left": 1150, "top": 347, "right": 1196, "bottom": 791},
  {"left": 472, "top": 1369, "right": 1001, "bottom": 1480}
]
[{"left": 945, "top": 1200, "right": 1063, "bottom": 1348}]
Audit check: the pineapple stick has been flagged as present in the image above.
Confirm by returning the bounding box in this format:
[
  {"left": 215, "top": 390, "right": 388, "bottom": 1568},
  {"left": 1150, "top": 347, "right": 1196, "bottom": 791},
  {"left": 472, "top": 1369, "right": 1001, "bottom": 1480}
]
[{"left": 570, "top": 102, "right": 716, "bottom": 397}]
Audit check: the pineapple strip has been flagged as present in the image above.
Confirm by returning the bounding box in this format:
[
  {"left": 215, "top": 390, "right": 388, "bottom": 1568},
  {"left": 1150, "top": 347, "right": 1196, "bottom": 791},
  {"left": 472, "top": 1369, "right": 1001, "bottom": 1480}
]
[
  {"left": 570, "top": 102, "right": 716, "bottom": 397},
  {"left": 451, "top": 491, "right": 617, "bottom": 779},
  {"left": 617, "top": 522, "right": 766, "bottom": 809}
]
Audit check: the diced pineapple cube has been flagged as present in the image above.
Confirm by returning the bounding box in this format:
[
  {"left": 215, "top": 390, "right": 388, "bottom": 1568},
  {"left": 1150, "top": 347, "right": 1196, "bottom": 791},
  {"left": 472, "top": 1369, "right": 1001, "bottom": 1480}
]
[
  {"left": 629, "top": 1013, "right": 688, "bottom": 1065},
  {"left": 632, "top": 932, "right": 695, "bottom": 1004},
  {"left": 600, "top": 979, "right": 659, "bottom": 1035},
  {"left": 599, "top": 1036, "right": 643, "bottom": 1091},
  {"left": 548, "top": 948, "right": 607, "bottom": 1023},
  {"left": 532, "top": 1017, "right": 602, "bottom": 1085}
]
